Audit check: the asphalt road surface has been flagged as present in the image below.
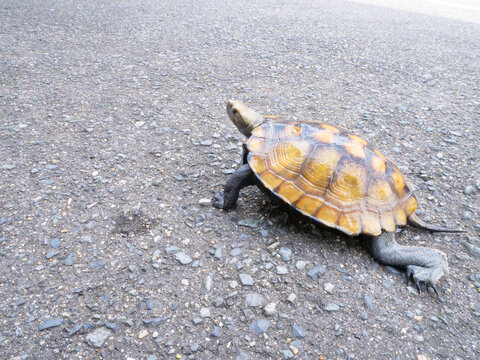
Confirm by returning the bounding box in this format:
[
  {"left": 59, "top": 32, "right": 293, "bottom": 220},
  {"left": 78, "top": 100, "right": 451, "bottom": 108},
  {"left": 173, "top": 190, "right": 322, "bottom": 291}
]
[{"left": 1, "top": 0, "right": 479, "bottom": 359}]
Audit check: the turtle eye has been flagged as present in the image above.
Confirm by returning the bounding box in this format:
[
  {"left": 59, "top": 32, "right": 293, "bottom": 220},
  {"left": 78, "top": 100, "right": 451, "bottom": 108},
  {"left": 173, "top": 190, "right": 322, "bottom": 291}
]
[{"left": 232, "top": 108, "right": 238, "bottom": 115}]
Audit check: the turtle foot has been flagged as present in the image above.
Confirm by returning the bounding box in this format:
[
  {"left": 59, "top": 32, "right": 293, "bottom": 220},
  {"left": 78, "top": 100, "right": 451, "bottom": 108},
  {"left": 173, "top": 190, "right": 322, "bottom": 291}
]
[{"left": 406, "top": 260, "right": 447, "bottom": 295}]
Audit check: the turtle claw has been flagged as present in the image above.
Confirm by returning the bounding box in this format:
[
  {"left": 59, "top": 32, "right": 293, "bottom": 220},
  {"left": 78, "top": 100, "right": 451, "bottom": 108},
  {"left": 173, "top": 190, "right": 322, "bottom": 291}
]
[
  {"left": 212, "top": 192, "right": 225, "bottom": 209},
  {"left": 405, "top": 263, "right": 447, "bottom": 296}
]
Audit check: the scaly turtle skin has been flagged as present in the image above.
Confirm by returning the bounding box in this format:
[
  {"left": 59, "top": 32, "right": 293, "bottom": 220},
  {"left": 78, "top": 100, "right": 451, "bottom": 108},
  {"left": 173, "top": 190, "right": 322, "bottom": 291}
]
[{"left": 213, "top": 100, "right": 464, "bottom": 292}]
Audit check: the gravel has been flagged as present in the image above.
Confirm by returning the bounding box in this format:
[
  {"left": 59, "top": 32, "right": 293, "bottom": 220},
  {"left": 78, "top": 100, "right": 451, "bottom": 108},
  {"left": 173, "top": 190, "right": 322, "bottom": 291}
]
[{"left": 0, "top": 0, "right": 478, "bottom": 359}]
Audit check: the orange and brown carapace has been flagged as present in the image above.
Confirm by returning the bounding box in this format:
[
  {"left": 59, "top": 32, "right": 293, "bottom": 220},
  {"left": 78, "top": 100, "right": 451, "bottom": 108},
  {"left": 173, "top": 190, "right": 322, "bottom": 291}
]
[{"left": 246, "top": 120, "right": 417, "bottom": 236}]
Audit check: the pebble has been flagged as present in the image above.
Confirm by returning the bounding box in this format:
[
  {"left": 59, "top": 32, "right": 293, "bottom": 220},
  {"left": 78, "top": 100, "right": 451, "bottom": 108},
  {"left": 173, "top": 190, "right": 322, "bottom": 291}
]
[
  {"left": 280, "top": 350, "right": 294, "bottom": 359},
  {"left": 307, "top": 265, "right": 326, "bottom": 280},
  {"left": 463, "top": 185, "right": 475, "bottom": 195},
  {"left": 263, "top": 302, "right": 277, "bottom": 316},
  {"left": 359, "top": 311, "right": 368, "bottom": 320},
  {"left": 249, "top": 319, "right": 270, "bottom": 335},
  {"left": 276, "top": 266, "right": 288, "bottom": 275},
  {"left": 245, "top": 293, "right": 264, "bottom": 307},
  {"left": 239, "top": 273, "right": 254, "bottom": 286},
  {"left": 295, "top": 260, "right": 306, "bottom": 270},
  {"left": 174, "top": 252, "right": 192, "bottom": 264},
  {"left": 68, "top": 325, "right": 81, "bottom": 337},
  {"left": 414, "top": 334, "right": 424, "bottom": 342},
  {"left": 200, "top": 307, "right": 211, "bottom": 317},
  {"left": 151, "top": 250, "right": 163, "bottom": 268},
  {"left": 287, "top": 293, "right": 296, "bottom": 303},
  {"left": 325, "top": 303, "right": 340, "bottom": 312},
  {"left": 238, "top": 218, "right": 260, "bottom": 228},
  {"left": 279, "top": 247, "right": 292, "bottom": 261},
  {"left": 205, "top": 276, "right": 213, "bottom": 291},
  {"left": 235, "top": 352, "right": 251, "bottom": 360},
  {"left": 165, "top": 246, "right": 180, "bottom": 255},
  {"left": 200, "top": 140, "right": 212, "bottom": 146},
  {"left": 38, "top": 318, "right": 63, "bottom": 331},
  {"left": 139, "top": 330, "right": 149, "bottom": 338},
  {"left": 85, "top": 327, "right": 112, "bottom": 348},
  {"left": 50, "top": 238, "right": 61, "bottom": 248},
  {"left": 198, "top": 198, "right": 211, "bottom": 206},
  {"left": 363, "top": 294, "right": 374, "bottom": 309},
  {"left": 64, "top": 253, "right": 74, "bottom": 266},
  {"left": 324, "top": 283, "right": 334, "bottom": 293},
  {"left": 292, "top": 324, "right": 306, "bottom": 338},
  {"left": 214, "top": 247, "right": 223, "bottom": 259},
  {"left": 211, "top": 325, "right": 221, "bottom": 337},
  {"left": 45, "top": 250, "right": 60, "bottom": 259},
  {"left": 104, "top": 322, "right": 117, "bottom": 331},
  {"left": 230, "top": 248, "right": 242, "bottom": 256}
]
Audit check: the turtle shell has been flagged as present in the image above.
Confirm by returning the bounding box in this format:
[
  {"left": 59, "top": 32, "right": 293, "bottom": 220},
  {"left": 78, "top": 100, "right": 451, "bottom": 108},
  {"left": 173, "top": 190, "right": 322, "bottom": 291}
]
[{"left": 246, "top": 121, "right": 418, "bottom": 236}]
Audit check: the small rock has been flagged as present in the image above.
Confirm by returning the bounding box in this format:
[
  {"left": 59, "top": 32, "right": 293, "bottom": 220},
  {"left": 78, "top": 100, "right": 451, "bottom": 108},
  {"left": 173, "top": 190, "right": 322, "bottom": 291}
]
[
  {"left": 276, "top": 266, "right": 288, "bottom": 275},
  {"left": 200, "top": 307, "right": 210, "bottom": 317},
  {"left": 38, "top": 318, "right": 63, "bottom": 331},
  {"left": 85, "top": 327, "right": 112, "bottom": 348},
  {"left": 200, "top": 140, "right": 212, "bottom": 146},
  {"left": 239, "top": 273, "right": 254, "bottom": 286},
  {"left": 325, "top": 303, "right": 340, "bottom": 312},
  {"left": 279, "top": 247, "right": 292, "bottom": 261},
  {"left": 295, "top": 260, "right": 306, "bottom": 270},
  {"left": 414, "top": 334, "right": 424, "bottom": 342},
  {"left": 292, "top": 324, "right": 306, "bottom": 338},
  {"left": 324, "top": 283, "right": 334, "bottom": 293},
  {"left": 214, "top": 247, "right": 223, "bottom": 259},
  {"left": 45, "top": 250, "right": 60, "bottom": 259},
  {"left": 238, "top": 218, "right": 260, "bottom": 228},
  {"left": 245, "top": 293, "right": 264, "bottom": 307},
  {"left": 151, "top": 250, "right": 163, "bottom": 268},
  {"left": 211, "top": 325, "right": 221, "bottom": 337},
  {"left": 287, "top": 293, "right": 296, "bottom": 303},
  {"left": 230, "top": 248, "right": 242, "bottom": 256},
  {"left": 363, "top": 294, "right": 374, "bottom": 309},
  {"left": 68, "top": 325, "right": 82, "bottom": 337},
  {"left": 280, "top": 350, "right": 294, "bottom": 359},
  {"left": 50, "top": 238, "right": 61, "bottom": 248},
  {"left": 249, "top": 319, "right": 270, "bottom": 335},
  {"left": 165, "top": 246, "right": 180, "bottom": 255},
  {"left": 235, "top": 352, "right": 251, "bottom": 360},
  {"left": 139, "top": 330, "right": 149, "bottom": 339},
  {"left": 174, "top": 252, "right": 192, "bottom": 265},
  {"left": 205, "top": 276, "right": 213, "bottom": 291},
  {"left": 263, "top": 302, "right": 277, "bottom": 316},
  {"left": 308, "top": 265, "right": 326, "bottom": 280},
  {"left": 464, "top": 185, "right": 475, "bottom": 195},
  {"left": 64, "top": 253, "right": 74, "bottom": 266},
  {"left": 198, "top": 198, "right": 211, "bottom": 206}
]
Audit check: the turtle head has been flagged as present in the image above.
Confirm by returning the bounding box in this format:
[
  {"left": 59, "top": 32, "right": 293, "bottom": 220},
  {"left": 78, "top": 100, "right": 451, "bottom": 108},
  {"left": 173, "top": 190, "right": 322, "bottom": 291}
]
[{"left": 227, "top": 100, "right": 264, "bottom": 137}]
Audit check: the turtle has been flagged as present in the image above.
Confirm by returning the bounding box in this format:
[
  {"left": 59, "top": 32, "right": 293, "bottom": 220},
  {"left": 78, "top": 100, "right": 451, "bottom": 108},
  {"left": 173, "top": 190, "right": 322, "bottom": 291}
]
[{"left": 213, "top": 100, "right": 464, "bottom": 292}]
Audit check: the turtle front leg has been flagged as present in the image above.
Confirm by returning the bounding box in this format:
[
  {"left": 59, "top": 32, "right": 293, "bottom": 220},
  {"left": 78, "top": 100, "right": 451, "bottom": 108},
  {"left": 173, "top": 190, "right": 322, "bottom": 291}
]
[
  {"left": 367, "top": 232, "right": 448, "bottom": 293},
  {"left": 212, "top": 164, "right": 255, "bottom": 210}
]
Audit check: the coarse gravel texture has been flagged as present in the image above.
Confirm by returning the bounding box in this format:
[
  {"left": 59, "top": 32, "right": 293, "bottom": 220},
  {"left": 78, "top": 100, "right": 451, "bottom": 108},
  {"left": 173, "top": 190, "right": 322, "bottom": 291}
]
[{"left": 1, "top": 0, "right": 480, "bottom": 359}]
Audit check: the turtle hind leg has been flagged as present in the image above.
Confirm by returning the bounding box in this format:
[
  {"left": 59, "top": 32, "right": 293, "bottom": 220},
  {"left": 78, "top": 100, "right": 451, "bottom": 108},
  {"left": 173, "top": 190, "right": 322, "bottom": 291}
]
[
  {"left": 366, "top": 232, "right": 448, "bottom": 293},
  {"left": 212, "top": 164, "right": 255, "bottom": 210},
  {"left": 408, "top": 213, "right": 465, "bottom": 233}
]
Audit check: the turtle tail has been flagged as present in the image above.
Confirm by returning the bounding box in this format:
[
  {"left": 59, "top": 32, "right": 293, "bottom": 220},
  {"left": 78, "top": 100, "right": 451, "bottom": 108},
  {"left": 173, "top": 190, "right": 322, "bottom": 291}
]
[{"left": 408, "top": 213, "right": 466, "bottom": 233}]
